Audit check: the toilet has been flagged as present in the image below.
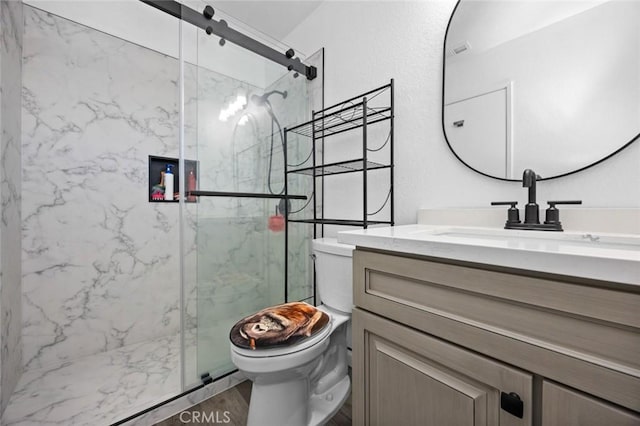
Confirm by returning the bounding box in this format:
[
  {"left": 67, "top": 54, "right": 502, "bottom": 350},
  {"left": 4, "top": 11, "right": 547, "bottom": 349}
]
[{"left": 229, "top": 237, "right": 354, "bottom": 426}]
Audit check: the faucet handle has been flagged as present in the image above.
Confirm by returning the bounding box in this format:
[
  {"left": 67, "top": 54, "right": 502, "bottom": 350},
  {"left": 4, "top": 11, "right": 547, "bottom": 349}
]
[
  {"left": 491, "top": 201, "right": 518, "bottom": 209},
  {"left": 491, "top": 201, "right": 520, "bottom": 225},
  {"left": 544, "top": 200, "right": 582, "bottom": 226},
  {"left": 547, "top": 200, "right": 583, "bottom": 207}
]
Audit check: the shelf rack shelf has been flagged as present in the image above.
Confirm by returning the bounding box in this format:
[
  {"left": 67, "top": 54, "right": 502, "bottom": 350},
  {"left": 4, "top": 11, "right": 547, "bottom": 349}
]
[
  {"left": 288, "top": 159, "right": 391, "bottom": 177},
  {"left": 286, "top": 104, "right": 392, "bottom": 139}
]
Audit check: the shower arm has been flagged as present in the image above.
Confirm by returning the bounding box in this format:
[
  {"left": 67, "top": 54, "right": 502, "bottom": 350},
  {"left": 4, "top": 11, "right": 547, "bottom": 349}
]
[{"left": 139, "top": 0, "right": 317, "bottom": 80}]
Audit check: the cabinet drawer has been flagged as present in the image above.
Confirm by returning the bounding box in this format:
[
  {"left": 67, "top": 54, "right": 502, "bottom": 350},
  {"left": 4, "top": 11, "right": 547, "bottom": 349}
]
[
  {"left": 353, "top": 249, "right": 640, "bottom": 412},
  {"left": 542, "top": 381, "right": 640, "bottom": 425},
  {"left": 352, "top": 308, "right": 533, "bottom": 426}
]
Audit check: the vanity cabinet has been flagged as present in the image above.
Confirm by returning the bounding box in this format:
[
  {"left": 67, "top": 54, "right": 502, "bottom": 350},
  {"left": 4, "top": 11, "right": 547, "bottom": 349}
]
[
  {"left": 541, "top": 381, "right": 640, "bottom": 426},
  {"left": 356, "top": 308, "right": 533, "bottom": 425},
  {"left": 351, "top": 248, "right": 640, "bottom": 425}
]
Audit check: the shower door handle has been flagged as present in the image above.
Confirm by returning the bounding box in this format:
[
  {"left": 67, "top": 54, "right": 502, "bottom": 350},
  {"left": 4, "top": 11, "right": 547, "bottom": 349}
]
[{"left": 189, "top": 190, "right": 307, "bottom": 200}]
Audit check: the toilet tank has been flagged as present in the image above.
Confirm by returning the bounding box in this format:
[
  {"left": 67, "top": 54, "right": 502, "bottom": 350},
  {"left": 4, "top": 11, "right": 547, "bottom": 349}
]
[{"left": 312, "top": 238, "right": 355, "bottom": 313}]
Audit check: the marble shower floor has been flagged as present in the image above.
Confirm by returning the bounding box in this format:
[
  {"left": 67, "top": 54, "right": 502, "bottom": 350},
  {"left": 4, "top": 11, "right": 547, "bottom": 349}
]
[{"left": 2, "top": 333, "right": 194, "bottom": 426}]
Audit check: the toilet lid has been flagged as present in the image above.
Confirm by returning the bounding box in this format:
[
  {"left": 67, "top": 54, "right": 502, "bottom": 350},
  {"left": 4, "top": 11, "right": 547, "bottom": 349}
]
[
  {"left": 231, "top": 319, "right": 332, "bottom": 358},
  {"left": 229, "top": 302, "right": 330, "bottom": 352}
]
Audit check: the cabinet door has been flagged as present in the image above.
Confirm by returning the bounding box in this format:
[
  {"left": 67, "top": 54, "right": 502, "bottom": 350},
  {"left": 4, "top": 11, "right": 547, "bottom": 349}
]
[
  {"left": 352, "top": 308, "right": 532, "bottom": 426},
  {"left": 542, "top": 381, "right": 640, "bottom": 426}
]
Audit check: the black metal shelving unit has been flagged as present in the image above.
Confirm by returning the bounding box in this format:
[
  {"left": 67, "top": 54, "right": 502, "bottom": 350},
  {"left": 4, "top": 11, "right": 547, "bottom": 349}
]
[
  {"left": 283, "top": 80, "right": 394, "bottom": 302},
  {"left": 284, "top": 79, "right": 394, "bottom": 233}
]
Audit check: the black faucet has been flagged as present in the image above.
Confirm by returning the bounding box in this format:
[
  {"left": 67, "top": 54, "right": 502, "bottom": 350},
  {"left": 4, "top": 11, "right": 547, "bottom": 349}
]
[
  {"left": 522, "top": 169, "right": 540, "bottom": 224},
  {"left": 491, "top": 169, "right": 582, "bottom": 231}
]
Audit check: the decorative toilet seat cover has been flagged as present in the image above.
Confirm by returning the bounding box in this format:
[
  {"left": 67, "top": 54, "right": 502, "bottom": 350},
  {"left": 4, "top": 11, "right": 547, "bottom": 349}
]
[{"left": 229, "top": 302, "right": 330, "bottom": 350}]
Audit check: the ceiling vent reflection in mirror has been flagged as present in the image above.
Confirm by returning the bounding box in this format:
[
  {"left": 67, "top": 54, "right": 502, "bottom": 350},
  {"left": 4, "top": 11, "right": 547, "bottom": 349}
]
[{"left": 448, "top": 41, "right": 472, "bottom": 57}]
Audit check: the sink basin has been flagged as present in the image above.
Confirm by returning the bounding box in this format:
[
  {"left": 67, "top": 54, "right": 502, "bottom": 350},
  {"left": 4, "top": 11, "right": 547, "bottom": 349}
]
[{"left": 407, "top": 226, "right": 640, "bottom": 252}]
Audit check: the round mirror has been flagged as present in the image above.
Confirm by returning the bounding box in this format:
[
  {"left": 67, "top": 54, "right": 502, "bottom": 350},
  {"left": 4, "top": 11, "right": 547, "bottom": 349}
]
[{"left": 442, "top": 0, "right": 639, "bottom": 180}]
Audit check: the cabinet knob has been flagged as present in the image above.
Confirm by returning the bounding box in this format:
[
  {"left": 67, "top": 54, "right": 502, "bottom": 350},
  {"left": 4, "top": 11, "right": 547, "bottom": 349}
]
[{"left": 500, "top": 391, "right": 524, "bottom": 419}]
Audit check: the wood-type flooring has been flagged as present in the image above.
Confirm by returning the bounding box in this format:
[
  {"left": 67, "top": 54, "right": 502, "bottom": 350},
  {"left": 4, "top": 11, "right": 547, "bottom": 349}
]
[{"left": 155, "top": 378, "right": 352, "bottom": 425}]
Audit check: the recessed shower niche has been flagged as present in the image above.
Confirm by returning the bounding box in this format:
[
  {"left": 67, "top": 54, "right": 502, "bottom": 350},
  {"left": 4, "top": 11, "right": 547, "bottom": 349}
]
[{"left": 148, "top": 155, "right": 199, "bottom": 203}]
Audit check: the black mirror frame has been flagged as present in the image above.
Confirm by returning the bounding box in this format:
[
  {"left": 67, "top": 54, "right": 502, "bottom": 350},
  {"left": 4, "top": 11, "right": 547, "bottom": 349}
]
[{"left": 441, "top": 0, "right": 640, "bottom": 182}]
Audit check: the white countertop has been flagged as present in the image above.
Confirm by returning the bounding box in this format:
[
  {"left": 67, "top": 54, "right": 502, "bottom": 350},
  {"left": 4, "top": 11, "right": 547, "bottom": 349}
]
[{"left": 338, "top": 225, "right": 640, "bottom": 286}]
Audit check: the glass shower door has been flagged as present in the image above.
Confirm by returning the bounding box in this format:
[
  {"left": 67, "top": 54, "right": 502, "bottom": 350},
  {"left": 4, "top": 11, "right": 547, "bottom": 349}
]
[{"left": 180, "top": 1, "right": 317, "bottom": 385}]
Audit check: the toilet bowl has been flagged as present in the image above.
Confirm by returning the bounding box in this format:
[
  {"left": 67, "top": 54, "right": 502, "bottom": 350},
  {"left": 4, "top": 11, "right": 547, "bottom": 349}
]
[{"left": 229, "top": 238, "right": 354, "bottom": 426}]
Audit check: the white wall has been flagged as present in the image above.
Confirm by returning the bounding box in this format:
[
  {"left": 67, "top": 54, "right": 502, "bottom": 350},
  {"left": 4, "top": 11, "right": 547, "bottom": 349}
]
[{"left": 284, "top": 0, "right": 640, "bottom": 226}]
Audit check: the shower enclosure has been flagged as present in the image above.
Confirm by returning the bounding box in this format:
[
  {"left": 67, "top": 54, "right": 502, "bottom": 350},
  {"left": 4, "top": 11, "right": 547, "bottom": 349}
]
[
  {"left": 0, "top": 0, "right": 320, "bottom": 424},
  {"left": 181, "top": 0, "right": 319, "bottom": 385}
]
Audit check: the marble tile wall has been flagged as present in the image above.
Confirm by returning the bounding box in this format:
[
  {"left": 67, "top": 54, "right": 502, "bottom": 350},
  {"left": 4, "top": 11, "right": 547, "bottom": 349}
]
[
  {"left": 0, "top": 0, "right": 24, "bottom": 415},
  {"left": 21, "top": 6, "right": 183, "bottom": 370}
]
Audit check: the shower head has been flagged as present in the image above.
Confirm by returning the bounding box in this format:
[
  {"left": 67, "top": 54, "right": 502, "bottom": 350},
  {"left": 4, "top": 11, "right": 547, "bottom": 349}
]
[{"left": 251, "top": 90, "right": 288, "bottom": 106}]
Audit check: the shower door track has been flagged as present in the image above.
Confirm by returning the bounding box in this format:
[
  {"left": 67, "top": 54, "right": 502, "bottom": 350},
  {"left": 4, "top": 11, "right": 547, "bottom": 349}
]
[
  {"left": 110, "top": 369, "right": 239, "bottom": 425},
  {"left": 139, "top": 0, "right": 317, "bottom": 80}
]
